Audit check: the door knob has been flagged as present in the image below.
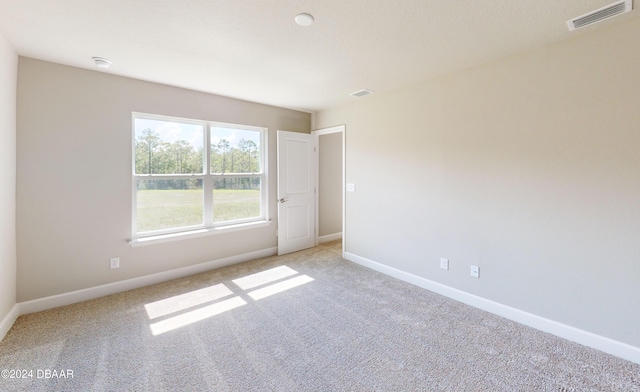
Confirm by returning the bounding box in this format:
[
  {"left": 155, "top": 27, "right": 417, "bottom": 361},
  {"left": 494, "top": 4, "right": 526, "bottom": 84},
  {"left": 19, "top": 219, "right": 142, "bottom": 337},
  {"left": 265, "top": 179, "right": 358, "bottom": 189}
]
[{"left": 279, "top": 198, "right": 288, "bottom": 203}]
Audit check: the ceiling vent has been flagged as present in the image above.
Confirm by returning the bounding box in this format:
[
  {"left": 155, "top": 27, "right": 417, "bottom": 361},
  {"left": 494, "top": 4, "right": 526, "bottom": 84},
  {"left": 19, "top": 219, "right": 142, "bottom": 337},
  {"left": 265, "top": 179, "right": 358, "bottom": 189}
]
[
  {"left": 567, "top": 0, "right": 632, "bottom": 31},
  {"left": 350, "top": 89, "right": 374, "bottom": 97}
]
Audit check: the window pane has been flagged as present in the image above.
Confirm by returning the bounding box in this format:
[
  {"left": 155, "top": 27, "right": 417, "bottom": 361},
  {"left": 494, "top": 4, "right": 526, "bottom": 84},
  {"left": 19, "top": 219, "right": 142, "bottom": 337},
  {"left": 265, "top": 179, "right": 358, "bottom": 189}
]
[
  {"left": 213, "top": 178, "right": 261, "bottom": 222},
  {"left": 134, "top": 118, "right": 204, "bottom": 174},
  {"left": 136, "top": 179, "right": 203, "bottom": 232},
  {"left": 210, "top": 127, "right": 261, "bottom": 174}
]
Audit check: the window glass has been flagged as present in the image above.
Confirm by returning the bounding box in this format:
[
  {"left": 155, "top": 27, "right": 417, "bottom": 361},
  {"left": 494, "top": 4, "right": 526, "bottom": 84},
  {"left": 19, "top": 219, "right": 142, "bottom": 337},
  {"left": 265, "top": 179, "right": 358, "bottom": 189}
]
[
  {"left": 210, "top": 127, "right": 261, "bottom": 174},
  {"left": 132, "top": 114, "right": 266, "bottom": 238},
  {"left": 213, "top": 177, "right": 261, "bottom": 222},
  {"left": 134, "top": 118, "right": 204, "bottom": 174},
  {"left": 136, "top": 179, "right": 203, "bottom": 232}
]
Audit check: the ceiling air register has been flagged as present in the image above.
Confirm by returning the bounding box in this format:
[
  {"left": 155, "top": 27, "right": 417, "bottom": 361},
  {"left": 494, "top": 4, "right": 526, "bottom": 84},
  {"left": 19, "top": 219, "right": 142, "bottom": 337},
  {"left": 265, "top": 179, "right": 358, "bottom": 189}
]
[{"left": 567, "top": 0, "right": 633, "bottom": 31}]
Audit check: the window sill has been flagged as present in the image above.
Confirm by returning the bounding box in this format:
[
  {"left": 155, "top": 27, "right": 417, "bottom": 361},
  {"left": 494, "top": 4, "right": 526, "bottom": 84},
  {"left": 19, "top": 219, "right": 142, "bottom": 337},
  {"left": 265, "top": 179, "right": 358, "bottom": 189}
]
[{"left": 129, "top": 220, "right": 272, "bottom": 247}]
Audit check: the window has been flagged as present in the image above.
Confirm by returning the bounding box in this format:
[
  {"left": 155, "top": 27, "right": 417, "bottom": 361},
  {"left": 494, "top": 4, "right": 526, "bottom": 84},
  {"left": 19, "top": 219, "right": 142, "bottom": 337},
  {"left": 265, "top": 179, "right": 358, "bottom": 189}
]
[{"left": 132, "top": 113, "right": 267, "bottom": 239}]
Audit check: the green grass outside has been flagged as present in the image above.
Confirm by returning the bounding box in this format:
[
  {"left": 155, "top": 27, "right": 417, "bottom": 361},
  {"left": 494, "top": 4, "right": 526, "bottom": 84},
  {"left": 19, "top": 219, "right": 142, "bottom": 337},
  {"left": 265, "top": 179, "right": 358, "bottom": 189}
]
[{"left": 137, "top": 189, "right": 260, "bottom": 232}]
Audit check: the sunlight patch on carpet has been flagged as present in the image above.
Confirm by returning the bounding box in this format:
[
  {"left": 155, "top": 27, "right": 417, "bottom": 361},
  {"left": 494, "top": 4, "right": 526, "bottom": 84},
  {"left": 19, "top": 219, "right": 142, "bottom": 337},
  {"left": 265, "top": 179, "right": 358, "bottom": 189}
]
[
  {"left": 145, "top": 283, "right": 234, "bottom": 320},
  {"left": 247, "top": 275, "right": 314, "bottom": 301},
  {"left": 150, "top": 296, "right": 247, "bottom": 335},
  {"left": 232, "top": 265, "right": 299, "bottom": 290},
  {"left": 146, "top": 265, "right": 315, "bottom": 335}
]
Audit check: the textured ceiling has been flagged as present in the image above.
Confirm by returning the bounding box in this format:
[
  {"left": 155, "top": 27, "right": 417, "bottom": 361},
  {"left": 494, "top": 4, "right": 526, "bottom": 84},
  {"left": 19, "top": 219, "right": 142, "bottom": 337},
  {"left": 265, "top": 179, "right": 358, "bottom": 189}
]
[{"left": 0, "top": 1, "right": 637, "bottom": 112}]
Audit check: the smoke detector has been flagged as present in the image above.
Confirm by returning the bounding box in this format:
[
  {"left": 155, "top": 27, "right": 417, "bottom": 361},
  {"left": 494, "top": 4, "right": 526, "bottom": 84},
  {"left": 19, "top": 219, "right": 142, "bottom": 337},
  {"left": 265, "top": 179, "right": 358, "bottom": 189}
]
[
  {"left": 92, "top": 57, "right": 111, "bottom": 69},
  {"left": 567, "top": 0, "right": 632, "bottom": 31},
  {"left": 295, "top": 13, "right": 314, "bottom": 27}
]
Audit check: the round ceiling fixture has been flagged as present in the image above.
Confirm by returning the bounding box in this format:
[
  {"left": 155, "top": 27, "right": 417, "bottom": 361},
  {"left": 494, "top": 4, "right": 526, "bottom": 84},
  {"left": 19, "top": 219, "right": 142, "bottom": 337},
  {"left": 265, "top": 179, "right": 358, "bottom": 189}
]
[
  {"left": 92, "top": 57, "right": 111, "bottom": 69},
  {"left": 295, "top": 13, "right": 314, "bottom": 27}
]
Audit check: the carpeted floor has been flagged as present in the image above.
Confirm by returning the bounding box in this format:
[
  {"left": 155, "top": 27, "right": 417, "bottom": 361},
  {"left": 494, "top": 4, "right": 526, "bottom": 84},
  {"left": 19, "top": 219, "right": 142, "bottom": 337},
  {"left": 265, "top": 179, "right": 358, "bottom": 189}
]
[{"left": 1, "top": 241, "right": 639, "bottom": 391}]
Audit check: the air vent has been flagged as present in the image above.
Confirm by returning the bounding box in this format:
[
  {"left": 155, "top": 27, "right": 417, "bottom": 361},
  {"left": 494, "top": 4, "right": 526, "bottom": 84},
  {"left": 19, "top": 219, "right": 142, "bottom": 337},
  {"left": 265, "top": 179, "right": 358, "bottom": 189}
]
[
  {"left": 350, "top": 89, "right": 374, "bottom": 97},
  {"left": 567, "top": 0, "right": 632, "bottom": 31}
]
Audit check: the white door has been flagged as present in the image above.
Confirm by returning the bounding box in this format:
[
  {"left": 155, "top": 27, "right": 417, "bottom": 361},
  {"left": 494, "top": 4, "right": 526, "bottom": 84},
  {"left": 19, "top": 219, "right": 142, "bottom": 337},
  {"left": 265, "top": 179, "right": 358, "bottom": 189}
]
[{"left": 277, "top": 130, "right": 315, "bottom": 255}]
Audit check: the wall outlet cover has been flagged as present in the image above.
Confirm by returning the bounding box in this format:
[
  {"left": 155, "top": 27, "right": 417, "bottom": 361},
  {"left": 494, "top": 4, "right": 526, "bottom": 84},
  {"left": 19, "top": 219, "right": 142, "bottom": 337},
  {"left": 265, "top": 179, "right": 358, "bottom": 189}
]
[{"left": 470, "top": 265, "right": 479, "bottom": 278}]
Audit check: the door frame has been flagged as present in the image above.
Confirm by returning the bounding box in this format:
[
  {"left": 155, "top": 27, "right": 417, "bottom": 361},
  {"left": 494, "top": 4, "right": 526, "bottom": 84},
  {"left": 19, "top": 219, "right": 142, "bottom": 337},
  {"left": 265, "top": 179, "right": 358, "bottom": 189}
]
[{"left": 312, "top": 125, "right": 346, "bottom": 258}]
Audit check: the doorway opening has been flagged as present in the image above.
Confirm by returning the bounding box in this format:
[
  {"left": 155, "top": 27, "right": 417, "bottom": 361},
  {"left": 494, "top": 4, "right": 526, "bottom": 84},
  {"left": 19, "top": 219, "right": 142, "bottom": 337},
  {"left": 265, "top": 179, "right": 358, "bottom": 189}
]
[{"left": 313, "top": 125, "right": 345, "bottom": 257}]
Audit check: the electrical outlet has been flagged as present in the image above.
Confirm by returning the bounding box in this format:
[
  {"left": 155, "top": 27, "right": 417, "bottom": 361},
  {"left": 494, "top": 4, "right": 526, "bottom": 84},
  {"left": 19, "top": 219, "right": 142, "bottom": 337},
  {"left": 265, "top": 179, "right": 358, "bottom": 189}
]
[
  {"left": 440, "top": 258, "right": 449, "bottom": 270},
  {"left": 110, "top": 257, "right": 120, "bottom": 269},
  {"left": 470, "top": 265, "right": 479, "bottom": 278}
]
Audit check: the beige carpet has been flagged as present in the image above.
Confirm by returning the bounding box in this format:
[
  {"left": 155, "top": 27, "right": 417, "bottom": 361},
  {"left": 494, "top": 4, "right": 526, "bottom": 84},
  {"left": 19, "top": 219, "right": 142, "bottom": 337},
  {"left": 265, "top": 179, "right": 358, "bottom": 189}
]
[{"left": 1, "top": 241, "right": 639, "bottom": 391}]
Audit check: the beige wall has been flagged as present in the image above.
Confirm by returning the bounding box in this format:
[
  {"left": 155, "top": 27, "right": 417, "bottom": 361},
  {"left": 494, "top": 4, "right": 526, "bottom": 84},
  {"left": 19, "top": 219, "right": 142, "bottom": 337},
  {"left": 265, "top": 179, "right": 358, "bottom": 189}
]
[
  {"left": 0, "top": 34, "right": 17, "bottom": 321},
  {"left": 16, "top": 58, "right": 310, "bottom": 302},
  {"left": 315, "top": 18, "right": 640, "bottom": 347},
  {"left": 318, "top": 132, "right": 343, "bottom": 237}
]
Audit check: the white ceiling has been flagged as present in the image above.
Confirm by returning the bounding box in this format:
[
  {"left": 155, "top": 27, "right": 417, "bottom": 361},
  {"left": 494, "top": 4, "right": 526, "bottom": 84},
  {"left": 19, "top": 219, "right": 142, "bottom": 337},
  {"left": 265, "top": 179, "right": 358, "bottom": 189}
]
[{"left": 0, "top": 1, "right": 637, "bottom": 112}]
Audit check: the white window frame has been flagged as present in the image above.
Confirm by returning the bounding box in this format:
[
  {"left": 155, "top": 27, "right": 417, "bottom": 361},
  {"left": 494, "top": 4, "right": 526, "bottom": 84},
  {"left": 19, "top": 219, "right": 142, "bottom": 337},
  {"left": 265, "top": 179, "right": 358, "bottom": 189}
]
[{"left": 131, "top": 112, "right": 269, "bottom": 244}]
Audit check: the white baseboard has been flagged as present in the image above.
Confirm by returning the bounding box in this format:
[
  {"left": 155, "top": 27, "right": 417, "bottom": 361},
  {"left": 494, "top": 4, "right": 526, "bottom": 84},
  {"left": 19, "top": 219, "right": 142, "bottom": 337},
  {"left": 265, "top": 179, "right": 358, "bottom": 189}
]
[
  {"left": 345, "top": 251, "right": 640, "bottom": 365},
  {"left": 0, "top": 304, "right": 19, "bottom": 342},
  {"left": 318, "top": 232, "right": 342, "bottom": 243},
  {"left": 19, "top": 247, "right": 278, "bottom": 316}
]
